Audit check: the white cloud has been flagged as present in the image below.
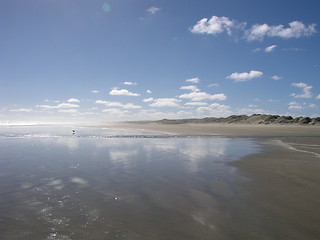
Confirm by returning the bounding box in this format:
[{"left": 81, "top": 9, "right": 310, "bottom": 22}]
[
  {"left": 317, "top": 94, "right": 320, "bottom": 100},
  {"left": 245, "top": 21, "right": 317, "bottom": 41},
  {"left": 35, "top": 105, "right": 55, "bottom": 109},
  {"left": 122, "top": 103, "right": 141, "bottom": 109},
  {"left": 190, "top": 16, "right": 236, "bottom": 36},
  {"left": 196, "top": 103, "right": 231, "bottom": 117},
  {"left": 9, "top": 108, "right": 33, "bottom": 112},
  {"left": 102, "top": 108, "right": 128, "bottom": 116},
  {"left": 185, "top": 102, "right": 208, "bottom": 106},
  {"left": 186, "top": 77, "right": 200, "bottom": 83},
  {"left": 179, "top": 91, "right": 227, "bottom": 101},
  {"left": 95, "top": 100, "right": 141, "bottom": 109},
  {"left": 226, "top": 70, "right": 263, "bottom": 82},
  {"left": 96, "top": 100, "right": 123, "bottom": 107},
  {"left": 180, "top": 85, "right": 200, "bottom": 92},
  {"left": 44, "top": 99, "right": 60, "bottom": 103},
  {"left": 309, "top": 104, "right": 317, "bottom": 108},
  {"left": 291, "top": 82, "right": 313, "bottom": 99},
  {"left": 57, "top": 103, "right": 80, "bottom": 108},
  {"left": 289, "top": 101, "right": 303, "bottom": 110},
  {"left": 271, "top": 75, "right": 282, "bottom": 80},
  {"left": 67, "top": 98, "right": 80, "bottom": 103},
  {"left": 36, "top": 103, "right": 80, "bottom": 109},
  {"left": 292, "top": 82, "right": 308, "bottom": 88},
  {"left": 92, "top": 90, "right": 100, "bottom": 93},
  {"left": 149, "top": 98, "right": 180, "bottom": 107},
  {"left": 122, "top": 81, "right": 137, "bottom": 86},
  {"left": 143, "top": 98, "right": 154, "bottom": 102},
  {"left": 147, "top": 7, "right": 161, "bottom": 14},
  {"left": 95, "top": 100, "right": 108, "bottom": 105},
  {"left": 146, "top": 89, "right": 152, "bottom": 94},
  {"left": 191, "top": 16, "right": 317, "bottom": 42},
  {"left": 59, "top": 109, "right": 78, "bottom": 113},
  {"left": 265, "top": 45, "right": 277, "bottom": 52},
  {"left": 109, "top": 89, "right": 140, "bottom": 96}
]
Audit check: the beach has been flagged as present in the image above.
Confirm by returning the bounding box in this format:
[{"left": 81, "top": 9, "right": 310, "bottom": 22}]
[
  {"left": 109, "top": 122, "right": 320, "bottom": 137},
  {"left": 229, "top": 138, "right": 320, "bottom": 239},
  {"left": 106, "top": 122, "right": 320, "bottom": 238},
  {"left": 1, "top": 124, "right": 320, "bottom": 239}
]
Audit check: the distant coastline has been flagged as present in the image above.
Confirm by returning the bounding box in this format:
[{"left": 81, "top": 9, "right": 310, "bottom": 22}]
[
  {"left": 101, "top": 114, "right": 320, "bottom": 137},
  {"left": 124, "top": 114, "right": 320, "bottom": 126}
]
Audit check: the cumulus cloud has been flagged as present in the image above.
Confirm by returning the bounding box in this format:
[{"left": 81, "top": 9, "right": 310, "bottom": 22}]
[
  {"left": 149, "top": 98, "right": 180, "bottom": 107},
  {"left": 185, "top": 102, "right": 208, "bottom": 106},
  {"left": 95, "top": 100, "right": 141, "bottom": 109},
  {"left": 122, "top": 103, "right": 142, "bottom": 109},
  {"left": 245, "top": 21, "right": 317, "bottom": 41},
  {"left": 146, "top": 89, "right": 152, "bottom": 94},
  {"left": 102, "top": 108, "right": 128, "bottom": 116},
  {"left": 143, "top": 98, "right": 154, "bottom": 102},
  {"left": 179, "top": 91, "right": 227, "bottom": 101},
  {"left": 289, "top": 101, "right": 303, "bottom": 110},
  {"left": 271, "top": 75, "right": 282, "bottom": 80},
  {"left": 122, "top": 81, "right": 137, "bottom": 86},
  {"left": 36, "top": 103, "right": 80, "bottom": 109},
  {"left": 67, "top": 98, "right": 80, "bottom": 103},
  {"left": 265, "top": 45, "right": 277, "bottom": 52},
  {"left": 180, "top": 85, "right": 200, "bottom": 92},
  {"left": 226, "top": 70, "right": 263, "bottom": 82},
  {"left": 59, "top": 109, "right": 78, "bottom": 113},
  {"left": 9, "top": 108, "right": 33, "bottom": 112},
  {"left": 196, "top": 103, "right": 231, "bottom": 117},
  {"left": 147, "top": 6, "right": 161, "bottom": 14},
  {"left": 291, "top": 82, "right": 313, "bottom": 99},
  {"left": 190, "top": 16, "right": 317, "bottom": 41},
  {"left": 186, "top": 77, "right": 200, "bottom": 83},
  {"left": 96, "top": 100, "right": 124, "bottom": 107},
  {"left": 317, "top": 94, "right": 320, "bottom": 100},
  {"left": 92, "top": 90, "right": 100, "bottom": 93},
  {"left": 190, "top": 16, "right": 236, "bottom": 36},
  {"left": 109, "top": 89, "right": 140, "bottom": 96}
]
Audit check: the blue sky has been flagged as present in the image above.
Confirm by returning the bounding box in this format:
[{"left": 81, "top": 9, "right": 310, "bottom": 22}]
[{"left": 1, "top": 0, "right": 320, "bottom": 124}]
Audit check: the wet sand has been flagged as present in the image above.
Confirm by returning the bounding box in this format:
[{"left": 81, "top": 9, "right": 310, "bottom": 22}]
[
  {"left": 229, "top": 138, "right": 320, "bottom": 239},
  {"left": 108, "top": 122, "right": 320, "bottom": 137},
  {"left": 2, "top": 125, "right": 320, "bottom": 239},
  {"left": 105, "top": 123, "right": 320, "bottom": 239}
]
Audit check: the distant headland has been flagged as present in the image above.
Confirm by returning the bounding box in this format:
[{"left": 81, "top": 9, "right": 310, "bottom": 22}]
[{"left": 127, "top": 114, "right": 320, "bottom": 125}]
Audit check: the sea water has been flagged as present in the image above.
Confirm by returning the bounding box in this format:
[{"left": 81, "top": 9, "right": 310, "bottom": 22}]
[{"left": 0, "top": 125, "right": 260, "bottom": 240}]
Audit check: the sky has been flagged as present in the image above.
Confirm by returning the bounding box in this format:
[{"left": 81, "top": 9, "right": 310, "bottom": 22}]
[{"left": 1, "top": 0, "right": 320, "bottom": 124}]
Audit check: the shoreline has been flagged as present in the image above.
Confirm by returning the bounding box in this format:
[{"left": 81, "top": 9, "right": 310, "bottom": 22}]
[
  {"left": 101, "top": 122, "right": 320, "bottom": 137},
  {"left": 101, "top": 122, "right": 320, "bottom": 238}
]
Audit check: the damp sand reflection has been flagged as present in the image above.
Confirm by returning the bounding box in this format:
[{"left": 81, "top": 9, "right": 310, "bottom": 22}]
[{"left": 0, "top": 127, "right": 260, "bottom": 239}]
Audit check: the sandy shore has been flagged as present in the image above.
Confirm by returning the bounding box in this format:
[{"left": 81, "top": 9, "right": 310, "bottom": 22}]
[
  {"left": 107, "top": 122, "right": 320, "bottom": 137},
  {"left": 229, "top": 138, "right": 320, "bottom": 239},
  {"left": 102, "top": 122, "right": 320, "bottom": 238}
]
